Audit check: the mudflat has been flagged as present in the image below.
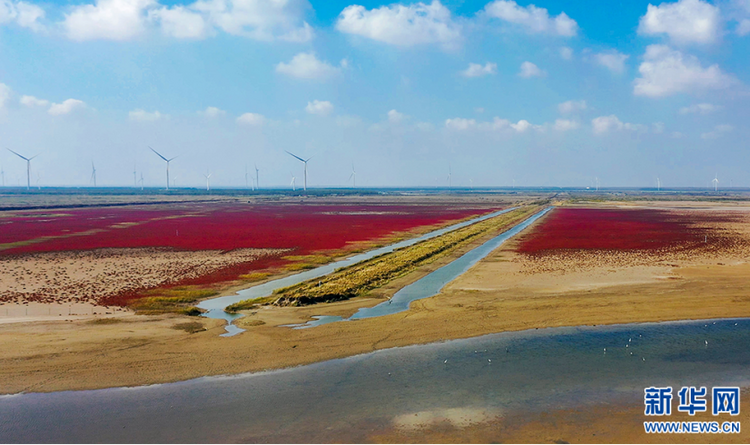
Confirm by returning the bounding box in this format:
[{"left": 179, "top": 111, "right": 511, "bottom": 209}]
[{"left": 2, "top": 201, "right": 750, "bottom": 397}]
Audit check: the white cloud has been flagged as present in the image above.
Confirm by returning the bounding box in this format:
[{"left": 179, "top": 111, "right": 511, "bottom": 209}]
[
  {"left": 236, "top": 112, "right": 265, "bottom": 125},
  {"left": 336, "top": 1, "right": 461, "bottom": 47},
  {"left": 638, "top": 0, "right": 720, "bottom": 44},
  {"left": 558, "top": 100, "right": 587, "bottom": 114},
  {"left": 679, "top": 103, "right": 721, "bottom": 114},
  {"left": 305, "top": 100, "right": 333, "bottom": 116},
  {"left": 446, "top": 116, "right": 542, "bottom": 132},
  {"left": 559, "top": 46, "right": 573, "bottom": 60},
  {"left": 48, "top": 99, "right": 85, "bottom": 115},
  {"left": 554, "top": 119, "right": 579, "bottom": 131},
  {"left": 634, "top": 45, "right": 736, "bottom": 97},
  {"left": 275, "top": 52, "right": 341, "bottom": 80},
  {"left": 518, "top": 61, "right": 544, "bottom": 78},
  {"left": 20, "top": 95, "right": 49, "bottom": 107},
  {"left": 0, "top": 83, "right": 10, "bottom": 109},
  {"left": 445, "top": 117, "right": 476, "bottom": 130},
  {"left": 200, "top": 106, "right": 225, "bottom": 117},
  {"left": 461, "top": 62, "right": 497, "bottom": 78},
  {"left": 64, "top": 0, "right": 154, "bottom": 41},
  {"left": 739, "top": 19, "right": 750, "bottom": 36},
  {"left": 591, "top": 115, "right": 646, "bottom": 134},
  {"left": 149, "top": 5, "right": 208, "bottom": 39},
  {"left": 193, "top": 0, "right": 313, "bottom": 41},
  {"left": 484, "top": 0, "right": 578, "bottom": 36},
  {"left": 701, "top": 123, "right": 733, "bottom": 139},
  {"left": 129, "top": 108, "right": 164, "bottom": 121},
  {"left": 0, "top": 0, "right": 45, "bottom": 31},
  {"left": 652, "top": 122, "right": 665, "bottom": 133},
  {"left": 593, "top": 50, "right": 629, "bottom": 74},
  {"left": 387, "top": 109, "right": 407, "bottom": 123}
]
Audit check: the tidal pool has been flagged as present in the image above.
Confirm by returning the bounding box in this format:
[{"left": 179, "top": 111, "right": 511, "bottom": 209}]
[{"left": 1, "top": 318, "right": 748, "bottom": 443}]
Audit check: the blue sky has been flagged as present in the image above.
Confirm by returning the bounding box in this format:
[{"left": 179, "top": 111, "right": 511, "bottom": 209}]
[{"left": 0, "top": 0, "right": 748, "bottom": 188}]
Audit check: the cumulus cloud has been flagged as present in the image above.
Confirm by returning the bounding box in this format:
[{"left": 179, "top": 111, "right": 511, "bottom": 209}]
[
  {"left": 20, "top": 95, "right": 49, "bottom": 107},
  {"left": 518, "top": 61, "right": 544, "bottom": 78},
  {"left": 305, "top": 100, "right": 333, "bottom": 116},
  {"left": 192, "top": 0, "right": 313, "bottom": 41},
  {"left": 484, "top": 0, "right": 578, "bottom": 36},
  {"left": 679, "top": 103, "right": 721, "bottom": 114},
  {"left": 387, "top": 109, "right": 407, "bottom": 123},
  {"left": 445, "top": 116, "right": 542, "bottom": 132},
  {"left": 236, "top": 112, "right": 265, "bottom": 125},
  {"left": 461, "top": 62, "right": 497, "bottom": 78},
  {"left": 275, "top": 52, "right": 342, "bottom": 80},
  {"left": 149, "top": 5, "right": 208, "bottom": 39},
  {"left": 593, "top": 50, "right": 629, "bottom": 73},
  {"left": 64, "top": 0, "right": 154, "bottom": 41},
  {"left": 554, "top": 119, "right": 579, "bottom": 131},
  {"left": 558, "top": 100, "right": 586, "bottom": 114},
  {"left": 591, "top": 115, "right": 646, "bottom": 134},
  {"left": 62, "top": 0, "right": 312, "bottom": 41},
  {"left": 0, "top": 0, "right": 45, "bottom": 31},
  {"left": 335, "top": 1, "right": 461, "bottom": 47},
  {"left": 0, "top": 83, "right": 10, "bottom": 109},
  {"left": 200, "top": 106, "right": 225, "bottom": 117},
  {"left": 739, "top": 19, "right": 750, "bottom": 36},
  {"left": 638, "top": 0, "right": 720, "bottom": 44},
  {"left": 634, "top": 45, "right": 736, "bottom": 97},
  {"left": 48, "top": 99, "right": 85, "bottom": 115},
  {"left": 559, "top": 46, "right": 573, "bottom": 60},
  {"left": 129, "top": 108, "right": 164, "bottom": 121},
  {"left": 701, "top": 123, "right": 733, "bottom": 139}
]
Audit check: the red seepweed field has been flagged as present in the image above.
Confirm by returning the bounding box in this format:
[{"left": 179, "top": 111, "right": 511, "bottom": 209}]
[
  {"left": 516, "top": 207, "right": 737, "bottom": 254},
  {"left": 0, "top": 202, "right": 495, "bottom": 306},
  {"left": 0, "top": 203, "right": 491, "bottom": 254}
]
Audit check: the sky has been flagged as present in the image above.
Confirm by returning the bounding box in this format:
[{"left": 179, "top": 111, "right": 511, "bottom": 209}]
[{"left": 0, "top": 0, "right": 748, "bottom": 189}]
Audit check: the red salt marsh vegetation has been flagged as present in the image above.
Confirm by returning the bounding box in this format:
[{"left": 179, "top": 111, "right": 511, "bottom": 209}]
[
  {"left": 516, "top": 208, "right": 725, "bottom": 253},
  {"left": 0, "top": 202, "right": 494, "bottom": 308},
  {"left": 0, "top": 203, "right": 490, "bottom": 255}
]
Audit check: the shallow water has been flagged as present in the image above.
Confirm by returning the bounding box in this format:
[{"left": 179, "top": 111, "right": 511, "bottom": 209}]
[
  {"left": 197, "top": 208, "right": 515, "bottom": 335},
  {"left": 2, "top": 318, "right": 748, "bottom": 443},
  {"left": 289, "top": 207, "right": 552, "bottom": 328}
]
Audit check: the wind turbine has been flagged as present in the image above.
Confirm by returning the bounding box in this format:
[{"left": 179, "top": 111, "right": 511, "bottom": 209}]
[
  {"left": 656, "top": 177, "right": 661, "bottom": 191},
  {"left": 149, "top": 146, "right": 177, "bottom": 190},
  {"left": 36, "top": 172, "right": 41, "bottom": 190},
  {"left": 204, "top": 171, "right": 212, "bottom": 191},
  {"left": 245, "top": 165, "right": 249, "bottom": 189},
  {"left": 1, "top": 162, "right": 5, "bottom": 187},
  {"left": 90, "top": 162, "right": 97, "bottom": 187},
  {"left": 290, "top": 172, "right": 296, "bottom": 191},
  {"left": 286, "top": 151, "right": 311, "bottom": 191},
  {"left": 255, "top": 164, "right": 259, "bottom": 190},
  {"left": 172, "top": 175, "right": 178, "bottom": 188},
  {"left": 712, "top": 173, "right": 719, "bottom": 192},
  {"left": 348, "top": 164, "right": 356, "bottom": 188},
  {"left": 447, "top": 166, "right": 452, "bottom": 188},
  {"left": 133, "top": 163, "right": 137, "bottom": 188},
  {"left": 139, "top": 173, "right": 144, "bottom": 190},
  {"left": 595, "top": 177, "right": 600, "bottom": 192},
  {"left": 7, "top": 149, "right": 37, "bottom": 190}
]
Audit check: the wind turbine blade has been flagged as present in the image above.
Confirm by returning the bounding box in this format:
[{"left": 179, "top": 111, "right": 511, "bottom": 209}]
[
  {"left": 7, "top": 148, "right": 29, "bottom": 161},
  {"left": 167, "top": 156, "right": 178, "bottom": 162},
  {"left": 149, "top": 146, "right": 168, "bottom": 162},
  {"left": 285, "top": 151, "right": 306, "bottom": 163}
]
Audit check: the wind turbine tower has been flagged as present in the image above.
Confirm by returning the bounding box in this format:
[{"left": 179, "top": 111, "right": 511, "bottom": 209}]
[
  {"left": 91, "top": 162, "right": 97, "bottom": 187},
  {"left": 133, "top": 163, "right": 137, "bottom": 188},
  {"left": 712, "top": 173, "right": 719, "bottom": 192},
  {"left": 1, "top": 162, "right": 4, "bottom": 187},
  {"left": 447, "top": 166, "right": 452, "bottom": 188},
  {"left": 255, "top": 165, "right": 259, "bottom": 190},
  {"left": 348, "top": 164, "right": 356, "bottom": 188},
  {"left": 286, "top": 151, "right": 311, "bottom": 191},
  {"left": 245, "top": 165, "right": 249, "bottom": 189},
  {"left": 7, "top": 149, "right": 37, "bottom": 190},
  {"left": 204, "top": 171, "right": 212, "bottom": 191},
  {"left": 149, "top": 146, "right": 177, "bottom": 191},
  {"left": 290, "top": 172, "right": 296, "bottom": 191},
  {"left": 139, "top": 173, "right": 144, "bottom": 191},
  {"left": 657, "top": 177, "right": 661, "bottom": 191}
]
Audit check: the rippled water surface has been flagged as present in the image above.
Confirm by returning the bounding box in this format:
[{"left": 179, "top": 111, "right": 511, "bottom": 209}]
[{"left": 2, "top": 318, "right": 748, "bottom": 443}]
